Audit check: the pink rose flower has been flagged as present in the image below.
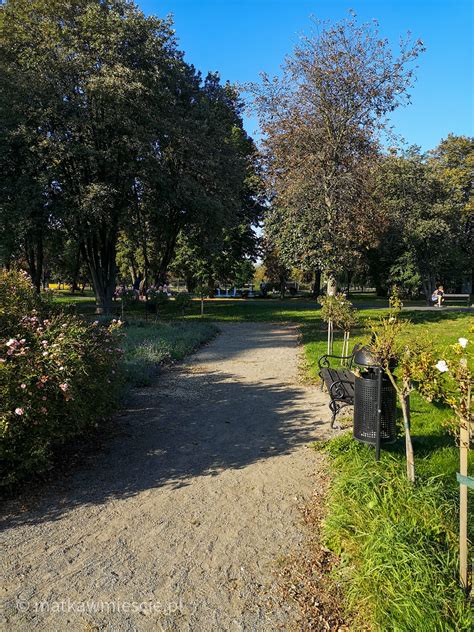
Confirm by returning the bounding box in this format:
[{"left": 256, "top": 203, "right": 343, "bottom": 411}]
[{"left": 15, "top": 408, "right": 24, "bottom": 415}]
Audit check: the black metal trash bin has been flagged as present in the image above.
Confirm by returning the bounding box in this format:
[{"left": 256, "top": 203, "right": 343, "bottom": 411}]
[{"left": 353, "top": 371, "right": 397, "bottom": 445}]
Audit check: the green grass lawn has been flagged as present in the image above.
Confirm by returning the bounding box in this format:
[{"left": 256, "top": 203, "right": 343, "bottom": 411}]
[
  {"left": 50, "top": 289, "right": 471, "bottom": 323},
  {"left": 304, "top": 310, "right": 474, "bottom": 631},
  {"left": 303, "top": 309, "right": 473, "bottom": 380},
  {"left": 121, "top": 320, "right": 218, "bottom": 387},
  {"left": 50, "top": 291, "right": 325, "bottom": 321}
]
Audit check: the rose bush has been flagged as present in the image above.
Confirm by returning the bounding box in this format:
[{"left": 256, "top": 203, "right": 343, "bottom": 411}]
[
  {"left": 0, "top": 268, "right": 42, "bottom": 333},
  {"left": 0, "top": 270, "right": 123, "bottom": 487}
]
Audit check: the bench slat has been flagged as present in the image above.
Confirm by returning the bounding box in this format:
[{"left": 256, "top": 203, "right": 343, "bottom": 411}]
[{"left": 320, "top": 367, "right": 355, "bottom": 400}]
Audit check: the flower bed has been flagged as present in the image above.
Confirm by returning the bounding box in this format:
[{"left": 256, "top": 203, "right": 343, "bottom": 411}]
[{"left": 0, "top": 270, "right": 123, "bottom": 487}]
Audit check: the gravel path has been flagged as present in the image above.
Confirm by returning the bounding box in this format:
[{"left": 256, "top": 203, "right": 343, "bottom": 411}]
[{"left": 1, "top": 323, "right": 332, "bottom": 631}]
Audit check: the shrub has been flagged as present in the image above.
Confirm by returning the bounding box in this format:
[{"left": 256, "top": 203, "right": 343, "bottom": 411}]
[
  {"left": 114, "top": 286, "right": 139, "bottom": 306},
  {"left": 146, "top": 287, "right": 169, "bottom": 314},
  {"left": 0, "top": 269, "right": 123, "bottom": 487},
  {"left": 174, "top": 292, "right": 192, "bottom": 314},
  {"left": 0, "top": 268, "right": 42, "bottom": 333}
]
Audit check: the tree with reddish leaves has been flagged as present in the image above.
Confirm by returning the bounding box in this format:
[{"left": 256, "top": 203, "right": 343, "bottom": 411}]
[{"left": 250, "top": 13, "right": 425, "bottom": 294}]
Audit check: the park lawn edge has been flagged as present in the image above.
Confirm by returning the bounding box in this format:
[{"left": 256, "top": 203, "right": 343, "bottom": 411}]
[
  {"left": 121, "top": 320, "right": 219, "bottom": 387},
  {"left": 1, "top": 320, "right": 219, "bottom": 494},
  {"left": 301, "top": 312, "right": 474, "bottom": 630}
]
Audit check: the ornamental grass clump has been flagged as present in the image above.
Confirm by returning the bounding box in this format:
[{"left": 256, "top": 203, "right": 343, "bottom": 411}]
[{"left": 0, "top": 269, "right": 123, "bottom": 487}]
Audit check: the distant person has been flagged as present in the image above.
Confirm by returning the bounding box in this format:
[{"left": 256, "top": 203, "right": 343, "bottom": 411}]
[{"left": 431, "top": 285, "right": 445, "bottom": 307}]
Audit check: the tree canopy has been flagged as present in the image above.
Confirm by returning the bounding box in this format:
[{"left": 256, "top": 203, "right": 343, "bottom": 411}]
[
  {"left": 250, "top": 14, "right": 425, "bottom": 292},
  {"left": 0, "top": 0, "right": 260, "bottom": 308}
]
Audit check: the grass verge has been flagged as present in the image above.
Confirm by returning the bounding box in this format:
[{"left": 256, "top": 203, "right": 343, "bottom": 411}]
[
  {"left": 304, "top": 312, "right": 473, "bottom": 630},
  {"left": 121, "top": 320, "right": 218, "bottom": 387}
]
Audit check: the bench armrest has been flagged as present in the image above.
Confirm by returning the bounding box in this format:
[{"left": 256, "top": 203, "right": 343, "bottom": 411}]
[
  {"left": 329, "top": 379, "right": 354, "bottom": 400},
  {"left": 318, "top": 353, "right": 355, "bottom": 369}
]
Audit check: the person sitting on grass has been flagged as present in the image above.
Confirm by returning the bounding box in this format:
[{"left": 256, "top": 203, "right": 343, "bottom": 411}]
[{"left": 431, "top": 285, "right": 445, "bottom": 307}]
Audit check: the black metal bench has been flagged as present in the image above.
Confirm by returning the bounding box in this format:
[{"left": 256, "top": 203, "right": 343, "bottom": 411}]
[
  {"left": 318, "top": 346, "right": 360, "bottom": 428},
  {"left": 441, "top": 294, "right": 470, "bottom": 306}
]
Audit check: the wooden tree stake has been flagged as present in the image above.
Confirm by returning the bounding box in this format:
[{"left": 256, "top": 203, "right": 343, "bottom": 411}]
[{"left": 459, "top": 381, "right": 471, "bottom": 590}]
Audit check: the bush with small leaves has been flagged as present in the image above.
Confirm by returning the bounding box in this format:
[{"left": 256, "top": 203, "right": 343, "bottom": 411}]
[
  {"left": 174, "top": 293, "right": 192, "bottom": 315},
  {"left": 0, "top": 270, "right": 123, "bottom": 487}
]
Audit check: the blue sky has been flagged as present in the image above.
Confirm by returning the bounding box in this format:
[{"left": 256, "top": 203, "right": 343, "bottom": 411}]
[{"left": 140, "top": 0, "right": 473, "bottom": 151}]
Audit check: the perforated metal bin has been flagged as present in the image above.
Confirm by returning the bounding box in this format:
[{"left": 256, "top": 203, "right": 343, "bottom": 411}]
[{"left": 353, "top": 371, "right": 397, "bottom": 445}]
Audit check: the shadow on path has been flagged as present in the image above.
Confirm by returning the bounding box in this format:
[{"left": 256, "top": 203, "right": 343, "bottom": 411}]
[{"left": 2, "top": 365, "right": 327, "bottom": 530}]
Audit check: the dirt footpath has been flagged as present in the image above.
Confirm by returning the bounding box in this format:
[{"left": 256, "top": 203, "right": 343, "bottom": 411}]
[{"left": 1, "top": 323, "right": 332, "bottom": 631}]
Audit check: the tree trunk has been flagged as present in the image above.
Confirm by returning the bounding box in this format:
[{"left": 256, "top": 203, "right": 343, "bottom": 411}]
[
  {"left": 24, "top": 234, "right": 43, "bottom": 293},
  {"left": 186, "top": 275, "right": 197, "bottom": 293},
  {"left": 71, "top": 245, "right": 82, "bottom": 294},
  {"left": 346, "top": 270, "right": 353, "bottom": 296},
  {"left": 155, "top": 230, "right": 180, "bottom": 285},
  {"left": 400, "top": 387, "right": 415, "bottom": 483},
  {"left": 327, "top": 319, "right": 334, "bottom": 355},
  {"left": 279, "top": 275, "right": 286, "bottom": 299},
  {"left": 327, "top": 273, "right": 337, "bottom": 296},
  {"left": 385, "top": 369, "right": 415, "bottom": 482},
  {"left": 312, "top": 269, "right": 321, "bottom": 297},
  {"left": 81, "top": 230, "right": 117, "bottom": 315},
  {"left": 421, "top": 277, "right": 431, "bottom": 304},
  {"left": 206, "top": 272, "right": 215, "bottom": 298}
]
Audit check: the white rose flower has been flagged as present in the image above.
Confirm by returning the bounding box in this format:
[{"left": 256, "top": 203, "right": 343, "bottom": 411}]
[
  {"left": 458, "top": 338, "right": 468, "bottom": 349},
  {"left": 435, "top": 360, "right": 449, "bottom": 373}
]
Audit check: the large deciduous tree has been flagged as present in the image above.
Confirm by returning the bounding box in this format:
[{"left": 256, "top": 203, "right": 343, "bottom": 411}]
[
  {"left": 250, "top": 14, "right": 424, "bottom": 293},
  {"left": 429, "top": 135, "right": 474, "bottom": 292},
  {"left": 369, "top": 147, "right": 455, "bottom": 299},
  {"left": 1, "top": 0, "right": 181, "bottom": 311},
  {"left": 1, "top": 1, "right": 260, "bottom": 308}
]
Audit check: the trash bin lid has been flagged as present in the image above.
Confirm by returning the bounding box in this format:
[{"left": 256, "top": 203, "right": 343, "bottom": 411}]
[{"left": 353, "top": 345, "right": 380, "bottom": 367}]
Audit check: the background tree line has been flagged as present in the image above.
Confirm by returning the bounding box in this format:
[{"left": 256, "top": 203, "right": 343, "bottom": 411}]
[{"left": 0, "top": 0, "right": 262, "bottom": 311}]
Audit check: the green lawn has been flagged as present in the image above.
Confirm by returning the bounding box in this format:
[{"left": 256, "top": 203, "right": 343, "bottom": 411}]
[
  {"left": 50, "top": 289, "right": 471, "bottom": 323},
  {"left": 303, "top": 309, "right": 473, "bottom": 380},
  {"left": 304, "top": 311, "right": 474, "bottom": 630},
  {"left": 121, "top": 320, "right": 218, "bottom": 387}
]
